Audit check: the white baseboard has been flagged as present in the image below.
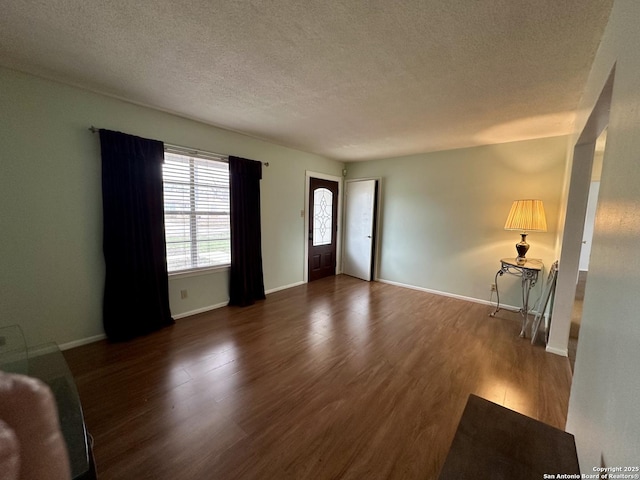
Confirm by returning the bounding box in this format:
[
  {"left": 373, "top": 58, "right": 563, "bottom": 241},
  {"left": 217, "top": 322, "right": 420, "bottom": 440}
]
[
  {"left": 59, "top": 333, "right": 107, "bottom": 351},
  {"left": 57, "top": 279, "right": 548, "bottom": 352},
  {"left": 172, "top": 281, "right": 305, "bottom": 319},
  {"left": 545, "top": 345, "right": 569, "bottom": 357},
  {"left": 57, "top": 282, "right": 307, "bottom": 351},
  {"left": 58, "top": 302, "right": 231, "bottom": 350},
  {"left": 266, "top": 281, "right": 305, "bottom": 295},
  {"left": 376, "top": 278, "right": 521, "bottom": 311},
  {"left": 172, "top": 301, "right": 229, "bottom": 320}
]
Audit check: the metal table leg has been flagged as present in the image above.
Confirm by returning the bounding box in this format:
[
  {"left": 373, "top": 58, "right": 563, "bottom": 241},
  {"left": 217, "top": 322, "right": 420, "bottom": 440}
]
[
  {"left": 489, "top": 259, "right": 541, "bottom": 338},
  {"left": 520, "top": 276, "right": 532, "bottom": 337}
]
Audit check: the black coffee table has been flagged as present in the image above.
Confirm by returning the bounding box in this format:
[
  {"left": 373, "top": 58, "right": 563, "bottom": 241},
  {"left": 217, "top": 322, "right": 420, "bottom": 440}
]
[{"left": 439, "top": 394, "right": 579, "bottom": 479}]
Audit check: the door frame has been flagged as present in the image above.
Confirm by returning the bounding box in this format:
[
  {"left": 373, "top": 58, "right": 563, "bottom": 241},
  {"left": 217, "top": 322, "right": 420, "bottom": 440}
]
[
  {"left": 547, "top": 68, "right": 614, "bottom": 356},
  {"left": 344, "top": 177, "right": 383, "bottom": 281},
  {"left": 304, "top": 171, "right": 343, "bottom": 283}
]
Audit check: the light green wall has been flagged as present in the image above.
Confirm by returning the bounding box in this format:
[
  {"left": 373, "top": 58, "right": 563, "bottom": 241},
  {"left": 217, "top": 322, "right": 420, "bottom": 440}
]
[
  {"left": 346, "top": 136, "right": 567, "bottom": 309},
  {"left": 0, "top": 67, "right": 343, "bottom": 347},
  {"left": 565, "top": 0, "right": 640, "bottom": 470}
]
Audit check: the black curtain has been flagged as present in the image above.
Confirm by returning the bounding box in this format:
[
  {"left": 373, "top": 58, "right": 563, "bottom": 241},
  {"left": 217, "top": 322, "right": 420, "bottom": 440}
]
[
  {"left": 99, "top": 129, "right": 174, "bottom": 341},
  {"left": 228, "top": 156, "right": 266, "bottom": 306}
]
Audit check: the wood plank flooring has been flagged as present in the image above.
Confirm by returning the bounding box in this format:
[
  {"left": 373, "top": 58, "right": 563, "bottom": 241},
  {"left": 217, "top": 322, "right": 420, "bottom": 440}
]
[{"left": 63, "top": 275, "right": 573, "bottom": 480}]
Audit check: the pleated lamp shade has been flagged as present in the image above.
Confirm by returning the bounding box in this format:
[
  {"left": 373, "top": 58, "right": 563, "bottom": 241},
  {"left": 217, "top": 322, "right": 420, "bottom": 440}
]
[
  {"left": 504, "top": 200, "right": 547, "bottom": 263},
  {"left": 504, "top": 200, "right": 547, "bottom": 232}
]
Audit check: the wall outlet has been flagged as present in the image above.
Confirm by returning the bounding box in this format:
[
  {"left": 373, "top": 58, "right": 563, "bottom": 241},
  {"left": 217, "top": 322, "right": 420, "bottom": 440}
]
[
  {"left": 180, "top": 289, "right": 188, "bottom": 299},
  {"left": 490, "top": 283, "right": 497, "bottom": 292}
]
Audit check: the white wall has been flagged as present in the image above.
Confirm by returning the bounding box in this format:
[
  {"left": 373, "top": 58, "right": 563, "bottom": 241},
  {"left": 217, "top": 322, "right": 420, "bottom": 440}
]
[
  {"left": 345, "top": 136, "right": 567, "bottom": 309},
  {"left": 565, "top": 0, "right": 640, "bottom": 470},
  {"left": 0, "top": 67, "right": 343, "bottom": 347}
]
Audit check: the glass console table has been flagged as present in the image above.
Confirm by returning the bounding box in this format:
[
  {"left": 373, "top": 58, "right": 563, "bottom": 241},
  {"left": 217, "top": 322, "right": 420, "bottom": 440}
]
[
  {"left": 0, "top": 325, "right": 96, "bottom": 479},
  {"left": 489, "top": 258, "right": 543, "bottom": 338}
]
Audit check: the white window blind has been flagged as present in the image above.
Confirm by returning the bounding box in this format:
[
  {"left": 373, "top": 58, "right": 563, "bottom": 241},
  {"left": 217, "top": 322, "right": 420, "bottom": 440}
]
[{"left": 162, "top": 149, "right": 230, "bottom": 273}]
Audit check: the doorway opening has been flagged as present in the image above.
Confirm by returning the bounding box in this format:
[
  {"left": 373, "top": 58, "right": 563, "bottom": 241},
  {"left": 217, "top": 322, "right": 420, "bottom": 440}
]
[
  {"left": 548, "top": 68, "right": 613, "bottom": 359},
  {"left": 568, "top": 128, "right": 606, "bottom": 371}
]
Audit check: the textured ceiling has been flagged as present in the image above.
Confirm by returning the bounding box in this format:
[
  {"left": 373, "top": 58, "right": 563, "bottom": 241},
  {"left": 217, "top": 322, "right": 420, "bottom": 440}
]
[{"left": 0, "top": 1, "right": 612, "bottom": 161}]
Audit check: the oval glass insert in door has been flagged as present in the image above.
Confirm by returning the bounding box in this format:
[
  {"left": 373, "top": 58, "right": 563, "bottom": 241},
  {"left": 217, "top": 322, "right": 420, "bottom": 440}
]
[{"left": 313, "top": 187, "right": 333, "bottom": 246}]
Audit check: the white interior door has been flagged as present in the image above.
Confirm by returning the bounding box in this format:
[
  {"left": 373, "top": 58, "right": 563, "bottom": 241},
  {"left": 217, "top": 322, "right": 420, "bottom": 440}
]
[{"left": 344, "top": 179, "right": 377, "bottom": 281}]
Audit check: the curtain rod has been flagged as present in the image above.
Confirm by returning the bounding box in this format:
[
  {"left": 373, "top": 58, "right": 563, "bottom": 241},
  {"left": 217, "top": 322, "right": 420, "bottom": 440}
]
[{"left": 88, "top": 126, "right": 269, "bottom": 167}]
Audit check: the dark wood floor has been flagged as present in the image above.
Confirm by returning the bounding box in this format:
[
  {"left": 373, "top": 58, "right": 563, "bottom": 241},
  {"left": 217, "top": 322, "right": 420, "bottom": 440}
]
[{"left": 63, "top": 275, "right": 573, "bottom": 480}]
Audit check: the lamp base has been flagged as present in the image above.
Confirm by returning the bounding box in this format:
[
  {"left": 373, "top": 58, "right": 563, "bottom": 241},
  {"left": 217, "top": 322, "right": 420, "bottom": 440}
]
[{"left": 515, "top": 233, "right": 529, "bottom": 265}]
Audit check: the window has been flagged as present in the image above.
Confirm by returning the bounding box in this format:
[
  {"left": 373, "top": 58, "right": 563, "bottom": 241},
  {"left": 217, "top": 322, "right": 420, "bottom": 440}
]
[
  {"left": 162, "top": 149, "right": 230, "bottom": 273},
  {"left": 312, "top": 187, "right": 333, "bottom": 246}
]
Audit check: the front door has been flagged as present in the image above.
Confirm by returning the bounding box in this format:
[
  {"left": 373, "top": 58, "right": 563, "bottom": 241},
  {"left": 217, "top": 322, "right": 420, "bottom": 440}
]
[{"left": 308, "top": 177, "right": 339, "bottom": 282}]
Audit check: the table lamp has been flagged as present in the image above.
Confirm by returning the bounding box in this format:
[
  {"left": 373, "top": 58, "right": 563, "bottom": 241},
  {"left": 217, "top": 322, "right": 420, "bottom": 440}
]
[{"left": 504, "top": 199, "right": 547, "bottom": 265}]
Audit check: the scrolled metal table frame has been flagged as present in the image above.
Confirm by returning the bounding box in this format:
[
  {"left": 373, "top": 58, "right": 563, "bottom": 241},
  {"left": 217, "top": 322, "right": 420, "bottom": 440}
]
[{"left": 489, "top": 258, "right": 543, "bottom": 338}]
